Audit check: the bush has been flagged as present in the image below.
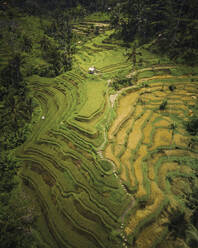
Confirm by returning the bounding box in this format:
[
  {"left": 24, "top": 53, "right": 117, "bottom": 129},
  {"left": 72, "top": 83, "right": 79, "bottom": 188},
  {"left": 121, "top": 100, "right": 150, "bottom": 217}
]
[
  {"left": 94, "top": 26, "right": 100, "bottom": 35},
  {"left": 159, "top": 99, "right": 167, "bottom": 110},
  {"left": 112, "top": 76, "right": 132, "bottom": 90},
  {"left": 100, "top": 160, "right": 113, "bottom": 172},
  {"left": 22, "top": 35, "right": 32, "bottom": 53},
  {"left": 186, "top": 117, "right": 198, "bottom": 135},
  {"left": 167, "top": 208, "right": 188, "bottom": 239},
  {"left": 169, "top": 85, "right": 176, "bottom": 91}
]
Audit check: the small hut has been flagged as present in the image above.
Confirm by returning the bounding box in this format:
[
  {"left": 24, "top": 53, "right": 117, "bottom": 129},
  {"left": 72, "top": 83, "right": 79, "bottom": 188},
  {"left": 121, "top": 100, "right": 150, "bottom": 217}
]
[{"left": 88, "top": 66, "right": 96, "bottom": 74}]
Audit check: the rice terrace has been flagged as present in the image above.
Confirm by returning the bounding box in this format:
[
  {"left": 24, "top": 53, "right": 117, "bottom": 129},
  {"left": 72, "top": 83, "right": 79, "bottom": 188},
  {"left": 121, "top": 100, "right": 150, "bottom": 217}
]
[
  {"left": 1, "top": 2, "right": 198, "bottom": 248},
  {"left": 17, "top": 24, "right": 198, "bottom": 248}
]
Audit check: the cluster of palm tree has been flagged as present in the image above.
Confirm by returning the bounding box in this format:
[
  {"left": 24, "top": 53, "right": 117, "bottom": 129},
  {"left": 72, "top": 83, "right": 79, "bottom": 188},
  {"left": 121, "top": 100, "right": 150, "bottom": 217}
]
[
  {"left": 110, "top": 0, "right": 198, "bottom": 64},
  {"left": 41, "top": 12, "right": 75, "bottom": 76},
  {"left": 0, "top": 51, "right": 36, "bottom": 247},
  {"left": 0, "top": 53, "right": 33, "bottom": 149}
]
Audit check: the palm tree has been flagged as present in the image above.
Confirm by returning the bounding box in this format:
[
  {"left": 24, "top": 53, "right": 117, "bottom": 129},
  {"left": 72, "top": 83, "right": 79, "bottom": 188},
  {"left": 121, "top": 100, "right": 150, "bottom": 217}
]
[
  {"left": 22, "top": 35, "right": 32, "bottom": 53},
  {"left": 1, "top": 53, "right": 24, "bottom": 87}
]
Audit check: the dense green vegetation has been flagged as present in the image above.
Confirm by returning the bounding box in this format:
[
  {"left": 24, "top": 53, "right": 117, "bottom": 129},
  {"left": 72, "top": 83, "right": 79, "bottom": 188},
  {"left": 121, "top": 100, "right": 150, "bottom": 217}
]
[
  {"left": 0, "top": 1, "right": 198, "bottom": 248},
  {"left": 110, "top": 0, "right": 198, "bottom": 64},
  {"left": 0, "top": 2, "right": 76, "bottom": 247}
]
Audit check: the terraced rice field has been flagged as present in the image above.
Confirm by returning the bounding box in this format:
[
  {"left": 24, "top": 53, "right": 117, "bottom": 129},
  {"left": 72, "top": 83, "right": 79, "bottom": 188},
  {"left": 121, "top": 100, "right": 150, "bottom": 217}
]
[
  {"left": 18, "top": 22, "right": 198, "bottom": 248},
  {"left": 105, "top": 71, "right": 198, "bottom": 247}
]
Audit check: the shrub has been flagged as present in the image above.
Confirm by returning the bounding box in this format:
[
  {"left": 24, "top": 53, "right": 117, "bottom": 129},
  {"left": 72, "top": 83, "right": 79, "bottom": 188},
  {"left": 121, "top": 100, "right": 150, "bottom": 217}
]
[
  {"left": 22, "top": 35, "right": 32, "bottom": 53},
  {"left": 112, "top": 76, "right": 132, "bottom": 90},
  {"left": 159, "top": 99, "right": 167, "bottom": 110},
  {"left": 94, "top": 26, "right": 99, "bottom": 35},
  {"left": 167, "top": 208, "right": 188, "bottom": 239},
  {"left": 186, "top": 117, "right": 198, "bottom": 135},
  {"left": 100, "top": 160, "right": 113, "bottom": 172},
  {"left": 169, "top": 85, "right": 176, "bottom": 91}
]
